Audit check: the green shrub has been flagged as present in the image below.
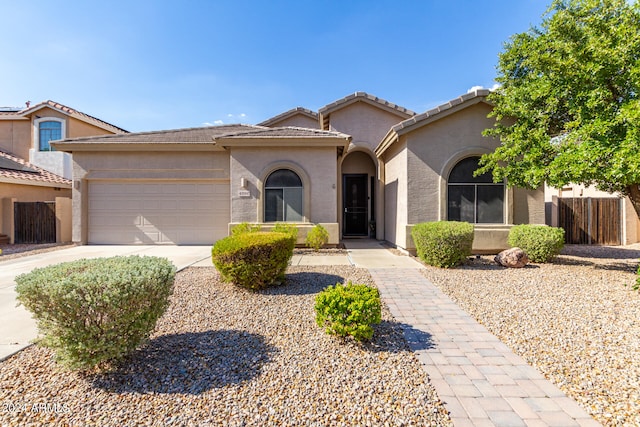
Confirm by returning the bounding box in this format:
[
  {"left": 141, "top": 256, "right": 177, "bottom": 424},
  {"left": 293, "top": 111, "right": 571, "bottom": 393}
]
[
  {"left": 411, "top": 221, "right": 474, "bottom": 268},
  {"left": 315, "top": 282, "right": 381, "bottom": 341},
  {"left": 507, "top": 224, "right": 565, "bottom": 263},
  {"left": 305, "top": 224, "right": 329, "bottom": 251},
  {"left": 272, "top": 222, "right": 298, "bottom": 241},
  {"left": 635, "top": 265, "right": 640, "bottom": 291},
  {"left": 15, "top": 256, "right": 176, "bottom": 371},
  {"left": 231, "top": 222, "right": 262, "bottom": 235},
  {"left": 211, "top": 231, "right": 295, "bottom": 290}
]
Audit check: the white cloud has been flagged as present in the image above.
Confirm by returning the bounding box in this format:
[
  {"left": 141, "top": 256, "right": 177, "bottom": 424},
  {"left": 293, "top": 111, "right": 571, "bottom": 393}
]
[
  {"left": 202, "top": 122, "right": 214, "bottom": 126},
  {"left": 467, "top": 83, "right": 501, "bottom": 93},
  {"left": 214, "top": 120, "right": 224, "bottom": 125}
]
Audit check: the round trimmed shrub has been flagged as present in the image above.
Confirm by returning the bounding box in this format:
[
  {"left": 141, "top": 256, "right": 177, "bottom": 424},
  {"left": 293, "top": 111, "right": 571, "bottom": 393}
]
[
  {"left": 306, "top": 224, "right": 329, "bottom": 251},
  {"left": 507, "top": 224, "right": 565, "bottom": 263},
  {"left": 15, "top": 256, "right": 176, "bottom": 371},
  {"left": 315, "top": 282, "right": 381, "bottom": 341},
  {"left": 211, "top": 231, "right": 295, "bottom": 290},
  {"left": 411, "top": 221, "right": 474, "bottom": 268}
]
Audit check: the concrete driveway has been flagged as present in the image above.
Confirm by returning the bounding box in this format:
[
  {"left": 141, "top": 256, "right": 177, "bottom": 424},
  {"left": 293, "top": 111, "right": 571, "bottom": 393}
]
[{"left": 0, "top": 245, "right": 212, "bottom": 361}]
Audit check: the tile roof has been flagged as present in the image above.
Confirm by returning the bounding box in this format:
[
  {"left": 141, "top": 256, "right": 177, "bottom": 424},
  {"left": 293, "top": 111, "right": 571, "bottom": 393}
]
[
  {"left": 54, "top": 124, "right": 258, "bottom": 145},
  {"left": 390, "top": 89, "right": 491, "bottom": 134},
  {"left": 0, "top": 100, "right": 128, "bottom": 133},
  {"left": 256, "top": 107, "right": 319, "bottom": 127},
  {"left": 376, "top": 89, "right": 492, "bottom": 157},
  {"left": 0, "top": 150, "right": 71, "bottom": 187},
  {"left": 215, "top": 126, "right": 351, "bottom": 139},
  {"left": 319, "top": 92, "right": 416, "bottom": 117}
]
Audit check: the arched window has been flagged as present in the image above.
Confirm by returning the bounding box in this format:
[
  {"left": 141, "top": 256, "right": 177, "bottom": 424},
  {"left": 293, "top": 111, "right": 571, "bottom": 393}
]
[
  {"left": 265, "top": 169, "right": 303, "bottom": 222},
  {"left": 37, "top": 120, "right": 62, "bottom": 151},
  {"left": 447, "top": 156, "right": 504, "bottom": 223}
]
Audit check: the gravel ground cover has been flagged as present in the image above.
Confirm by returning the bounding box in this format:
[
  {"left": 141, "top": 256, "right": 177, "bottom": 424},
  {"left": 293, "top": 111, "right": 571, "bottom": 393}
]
[
  {"left": 0, "top": 243, "right": 75, "bottom": 261},
  {"left": 1, "top": 265, "right": 451, "bottom": 427},
  {"left": 419, "top": 244, "right": 640, "bottom": 427}
]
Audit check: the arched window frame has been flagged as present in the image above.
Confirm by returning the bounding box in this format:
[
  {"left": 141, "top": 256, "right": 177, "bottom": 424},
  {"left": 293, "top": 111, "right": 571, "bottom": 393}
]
[
  {"left": 263, "top": 168, "right": 305, "bottom": 222},
  {"left": 34, "top": 117, "right": 65, "bottom": 152},
  {"left": 446, "top": 156, "right": 505, "bottom": 224}
]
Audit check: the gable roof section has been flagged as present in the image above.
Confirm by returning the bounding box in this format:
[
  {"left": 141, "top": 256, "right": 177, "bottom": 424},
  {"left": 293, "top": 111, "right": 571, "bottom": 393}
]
[
  {"left": 0, "top": 150, "right": 71, "bottom": 188},
  {"left": 52, "top": 124, "right": 258, "bottom": 152},
  {"left": 214, "top": 126, "right": 351, "bottom": 150},
  {"left": 318, "top": 92, "right": 415, "bottom": 130},
  {"left": 375, "top": 89, "right": 492, "bottom": 157},
  {"left": 257, "top": 107, "right": 318, "bottom": 127},
  {"left": 0, "top": 100, "right": 128, "bottom": 134}
]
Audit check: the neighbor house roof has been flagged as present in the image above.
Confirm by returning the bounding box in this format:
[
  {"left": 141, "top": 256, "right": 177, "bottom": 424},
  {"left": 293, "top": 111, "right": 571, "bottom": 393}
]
[
  {"left": 319, "top": 92, "right": 415, "bottom": 130},
  {"left": 0, "top": 150, "right": 71, "bottom": 188},
  {"left": 0, "top": 100, "right": 128, "bottom": 134},
  {"left": 257, "top": 107, "right": 318, "bottom": 127},
  {"left": 52, "top": 124, "right": 259, "bottom": 152},
  {"left": 375, "top": 89, "right": 492, "bottom": 157}
]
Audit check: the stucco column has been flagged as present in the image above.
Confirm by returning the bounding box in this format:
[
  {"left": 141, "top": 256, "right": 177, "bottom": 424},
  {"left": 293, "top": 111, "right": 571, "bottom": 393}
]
[{"left": 376, "top": 158, "right": 385, "bottom": 240}]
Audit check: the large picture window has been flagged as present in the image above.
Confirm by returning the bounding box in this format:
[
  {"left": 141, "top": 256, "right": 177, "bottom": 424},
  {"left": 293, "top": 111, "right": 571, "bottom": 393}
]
[
  {"left": 265, "top": 169, "right": 303, "bottom": 222},
  {"left": 447, "top": 156, "right": 504, "bottom": 223},
  {"left": 38, "top": 120, "right": 62, "bottom": 151}
]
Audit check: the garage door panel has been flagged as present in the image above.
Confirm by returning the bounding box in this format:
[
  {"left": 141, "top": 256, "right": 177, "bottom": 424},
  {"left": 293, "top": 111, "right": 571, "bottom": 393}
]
[{"left": 88, "top": 181, "right": 229, "bottom": 244}]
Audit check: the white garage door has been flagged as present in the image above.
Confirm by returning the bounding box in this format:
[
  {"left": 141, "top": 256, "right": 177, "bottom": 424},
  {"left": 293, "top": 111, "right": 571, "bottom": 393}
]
[{"left": 88, "top": 181, "right": 229, "bottom": 244}]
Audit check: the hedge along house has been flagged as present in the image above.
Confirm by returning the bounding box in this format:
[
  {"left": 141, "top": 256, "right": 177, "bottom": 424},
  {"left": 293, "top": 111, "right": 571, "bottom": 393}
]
[{"left": 53, "top": 90, "right": 545, "bottom": 252}]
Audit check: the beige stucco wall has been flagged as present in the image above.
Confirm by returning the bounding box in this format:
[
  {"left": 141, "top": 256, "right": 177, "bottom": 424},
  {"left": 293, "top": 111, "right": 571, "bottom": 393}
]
[
  {"left": 0, "top": 184, "right": 71, "bottom": 243},
  {"left": 380, "top": 139, "right": 408, "bottom": 248},
  {"left": 70, "top": 150, "right": 230, "bottom": 243},
  {"left": 328, "top": 103, "right": 406, "bottom": 153},
  {"left": 267, "top": 115, "right": 319, "bottom": 129},
  {"left": 381, "top": 102, "right": 545, "bottom": 252},
  {"left": 229, "top": 147, "right": 338, "bottom": 224},
  {"left": 0, "top": 120, "right": 31, "bottom": 159}
]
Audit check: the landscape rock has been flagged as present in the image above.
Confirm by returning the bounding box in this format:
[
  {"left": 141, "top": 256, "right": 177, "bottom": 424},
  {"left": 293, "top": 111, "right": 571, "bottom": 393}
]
[{"left": 494, "top": 247, "right": 529, "bottom": 268}]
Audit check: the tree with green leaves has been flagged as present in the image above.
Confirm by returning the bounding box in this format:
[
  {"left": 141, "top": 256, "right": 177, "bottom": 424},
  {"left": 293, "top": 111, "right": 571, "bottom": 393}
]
[{"left": 478, "top": 0, "right": 640, "bottom": 216}]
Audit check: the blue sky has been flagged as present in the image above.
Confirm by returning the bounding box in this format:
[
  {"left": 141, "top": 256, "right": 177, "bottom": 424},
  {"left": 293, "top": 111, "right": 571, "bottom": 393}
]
[{"left": 1, "top": 1, "right": 549, "bottom": 133}]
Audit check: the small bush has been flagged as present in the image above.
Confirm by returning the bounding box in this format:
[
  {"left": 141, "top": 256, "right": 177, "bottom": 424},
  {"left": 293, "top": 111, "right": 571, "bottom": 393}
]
[
  {"left": 507, "top": 224, "right": 565, "bottom": 263},
  {"left": 315, "top": 282, "right": 381, "bottom": 341},
  {"left": 411, "top": 221, "right": 474, "bottom": 268},
  {"left": 272, "top": 222, "right": 298, "bottom": 241},
  {"left": 15, "top": 256, "right": 176, "bottom": 371},
  {"left": 635, "top": 265, "right": 640, "bottom": 291},
  {"left": 306, "top": 224, "right": 329, "bottom": 251},
  {"left": 211, "top": 232, "right": 295, "bottom": 290},
  {"left": 231, "top": 222, "right": 262, "bottom": 235}
]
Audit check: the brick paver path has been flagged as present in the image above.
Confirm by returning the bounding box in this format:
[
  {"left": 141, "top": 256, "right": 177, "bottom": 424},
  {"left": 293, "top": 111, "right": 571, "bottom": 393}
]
[{"left": 369, "top": 268, "right": 602, "bottom": 427}]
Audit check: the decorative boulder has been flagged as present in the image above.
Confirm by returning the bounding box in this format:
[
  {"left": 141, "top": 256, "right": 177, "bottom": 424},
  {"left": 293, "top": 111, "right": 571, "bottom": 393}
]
[{"left": 495, "top": 247, "right": 529, "bottom": 268}]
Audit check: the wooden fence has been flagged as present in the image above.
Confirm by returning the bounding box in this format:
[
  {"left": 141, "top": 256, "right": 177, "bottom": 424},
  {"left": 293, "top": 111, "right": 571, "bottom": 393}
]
[
  {"left": 557, "top": 197, "right": 621, "bottom": 245},
  {"left": 14, "top": 202, "right": 56, "bottom": 244}
]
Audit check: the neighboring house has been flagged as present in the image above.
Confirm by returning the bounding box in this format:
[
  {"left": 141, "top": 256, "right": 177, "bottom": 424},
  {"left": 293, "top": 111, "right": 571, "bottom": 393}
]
[
  {"left": 53, "top": 90, "right": 545, "bottom": 253},
  {"left": 0, "top": 101, "right": 127, "bottom": 243},
  {"left": 545, "top": 184, "right": 640, "bottom": 245}
]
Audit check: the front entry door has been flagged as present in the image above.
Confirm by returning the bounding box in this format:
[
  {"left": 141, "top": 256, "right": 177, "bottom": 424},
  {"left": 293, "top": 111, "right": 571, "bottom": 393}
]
[{"left": 343, "top": 174, "right": 368, "bottom": 236}]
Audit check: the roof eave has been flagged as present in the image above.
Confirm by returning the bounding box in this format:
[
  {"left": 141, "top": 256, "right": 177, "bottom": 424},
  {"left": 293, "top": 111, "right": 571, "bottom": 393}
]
[
  {"left": 0, "top": 176, "right": 71, "bottom": 189},
  {"left": 215, "top": 136, "right": 351, "bottom": 149},
  {"left": 51, "top": 141, "right": 226, "bottom": 152}
]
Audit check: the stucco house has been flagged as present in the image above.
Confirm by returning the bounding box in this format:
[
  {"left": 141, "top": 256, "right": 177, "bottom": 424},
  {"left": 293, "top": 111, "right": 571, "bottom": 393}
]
[
  {"left": 53, "top": 90, "right": 545, "bottom": 253},
  {"left": 0, "top": 101, "right": 127, "bottom": 243}
]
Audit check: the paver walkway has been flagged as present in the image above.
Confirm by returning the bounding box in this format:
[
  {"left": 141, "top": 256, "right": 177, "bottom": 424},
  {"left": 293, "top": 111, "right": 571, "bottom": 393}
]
[{"left": 369, "top": 267, "right": 601, "bottom": 427}]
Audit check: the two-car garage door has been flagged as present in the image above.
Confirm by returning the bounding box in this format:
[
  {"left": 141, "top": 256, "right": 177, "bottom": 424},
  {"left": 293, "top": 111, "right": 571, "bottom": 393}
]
[{"left": 88, "top": 181, "right": 229, "bottom": 244}]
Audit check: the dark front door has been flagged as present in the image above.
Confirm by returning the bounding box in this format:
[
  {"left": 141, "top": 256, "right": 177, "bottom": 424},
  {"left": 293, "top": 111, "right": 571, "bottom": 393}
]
[{"left": 343, "top": 174, "right": 368, "bottom": 236}]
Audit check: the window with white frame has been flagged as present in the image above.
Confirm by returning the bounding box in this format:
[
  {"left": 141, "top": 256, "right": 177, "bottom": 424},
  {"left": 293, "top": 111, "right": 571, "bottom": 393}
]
[
  {"left": 35, "top": 118, "right": 64, "bottom": 151},
  {"left": 264, "top": 169, "right": 303, "bottom": 222},
  {"left": 447, "top": 156, "right": 504, "bottom": 223}
]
